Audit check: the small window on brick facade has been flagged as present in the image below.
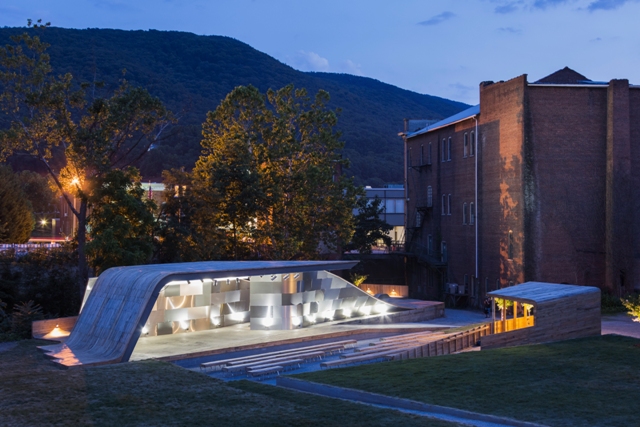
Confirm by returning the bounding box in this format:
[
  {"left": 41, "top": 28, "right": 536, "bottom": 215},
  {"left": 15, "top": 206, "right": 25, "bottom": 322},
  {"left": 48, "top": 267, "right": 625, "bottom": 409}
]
[
  {"left": 463, "top": 202, "right": 467, "bottom": 224},
  {"left": 441, "top": 194, "right": 446, "bottom": 215},
  {"left": 470, "top": 202, "right": 475, "bottom": 224},
  {"left": 441, "top": 139, "right": 446, "bottom": 162},
  {"left": 508, "top": 230, "right": 514, "bottom": 260},
  {"left": 427, "top": 186, "right": 433, "bottom": 207},
  {"left": 464, "top": 133, "right": 468, "bottom": 158},
  {"left": 447, "top": 194, "right": 452, "bottom": 215},
  {"left": 447, "top": 137, "right": 452, "bottom": 161},
  {"left": 470, "top": 131, "right": 475, "bottom": 156},
  {"left": 420, "top": 144, "right": 424, "bottom": 165},
  {"left": 428, "top": 142, "right": 432, "bottom": 164}
]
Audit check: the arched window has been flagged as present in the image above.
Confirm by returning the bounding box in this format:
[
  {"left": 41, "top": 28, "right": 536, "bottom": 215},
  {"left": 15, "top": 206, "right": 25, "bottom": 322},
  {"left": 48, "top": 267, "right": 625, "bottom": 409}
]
[
  {"left": 464, "top": 133, "right": 468, "bottom": 158},
  {"left": 447, "top": 137, "right": 452, "bottom": 161},
  {"left": 470, "top": 202, "right": 475, "bottom": 224},
  {"left": 463, "top": 202, "right": 467, "bottom": 224},
  {"left": 470, "top": 131, "right": 475, "bottom": 156}
]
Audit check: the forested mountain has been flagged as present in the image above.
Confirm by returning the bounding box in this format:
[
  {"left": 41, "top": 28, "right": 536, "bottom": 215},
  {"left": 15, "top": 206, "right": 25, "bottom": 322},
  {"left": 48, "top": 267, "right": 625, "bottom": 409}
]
[{"left": 0, "top": 27, "right": 469, "bottom": 186}]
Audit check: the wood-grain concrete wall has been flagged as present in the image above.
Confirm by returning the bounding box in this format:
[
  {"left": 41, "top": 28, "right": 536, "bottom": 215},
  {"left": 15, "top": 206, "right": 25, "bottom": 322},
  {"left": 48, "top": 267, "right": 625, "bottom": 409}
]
[{"left": 481, "top": 290, "right": 600, "bottom": 349}]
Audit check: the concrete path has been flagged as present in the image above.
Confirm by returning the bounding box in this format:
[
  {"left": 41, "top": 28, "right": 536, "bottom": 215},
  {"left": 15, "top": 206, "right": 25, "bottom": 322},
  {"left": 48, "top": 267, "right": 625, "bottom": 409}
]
[
  {"left": 601, "top": 312, "right": 640, "bottom": 338},
  {"left": 276, "top": 377, "right": 548, "bottom": 427}
]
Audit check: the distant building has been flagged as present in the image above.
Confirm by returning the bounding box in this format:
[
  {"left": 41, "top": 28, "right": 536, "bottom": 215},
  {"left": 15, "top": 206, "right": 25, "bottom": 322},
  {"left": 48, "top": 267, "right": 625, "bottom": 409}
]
[
  {"left": 402, "top": 67, "right": 640, "bottom": 304},
  {"left": 359, "top": 186, "right": 405, "bottom": 247}
]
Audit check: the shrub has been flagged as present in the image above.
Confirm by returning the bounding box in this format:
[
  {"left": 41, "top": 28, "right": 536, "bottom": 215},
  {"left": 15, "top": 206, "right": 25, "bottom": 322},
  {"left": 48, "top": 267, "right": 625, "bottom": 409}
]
[
  {"left": 11, "top": 300, "right": 43, "bottom": 339},
  {"left": 601, "top": 293, "right": 627, "bottom": 315},
  {"left": 621, "top": 294, "right": 640, "bottom": 322}
]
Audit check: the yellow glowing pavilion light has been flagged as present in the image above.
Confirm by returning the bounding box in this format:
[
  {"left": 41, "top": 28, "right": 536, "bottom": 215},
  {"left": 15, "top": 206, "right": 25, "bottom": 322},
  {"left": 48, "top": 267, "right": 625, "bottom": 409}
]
[
  {"left": 366, "top": 288, "right": 373, "bottom": 295},
  {"left": 47, "top": 324, "right": 70, "bottom": 338}
]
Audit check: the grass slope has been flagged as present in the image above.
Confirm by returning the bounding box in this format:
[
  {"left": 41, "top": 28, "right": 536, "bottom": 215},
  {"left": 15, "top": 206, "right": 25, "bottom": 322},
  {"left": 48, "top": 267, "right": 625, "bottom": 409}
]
[
  {"left": 294, "top": 335, "right": 640, "bottom": 427},
  {"left": 0, "top": 340, "right": 460, "bottom": 427}
]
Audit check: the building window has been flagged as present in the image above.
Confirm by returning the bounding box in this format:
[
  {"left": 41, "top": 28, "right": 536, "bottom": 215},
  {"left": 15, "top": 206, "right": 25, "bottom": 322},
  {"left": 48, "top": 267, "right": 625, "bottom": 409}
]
[
  {"left": 447, "top": 137, "right": 452, "bottom": 161},
  {"left": 508, "top": 230, "right": 514, "bottom": 260},
  {"left": 463, "top": 202, "right": 467, "bottom": 224},
  {"left": 464, "top": 133, "right": 468, "bottom": 158},
  {"left": 441, "top": 241, "right": 447, "bottom": 262},
  {"left": 427, "top": 234, "right": 433, "bottom": 252},
  {"left": 415, "top": 210, "right": 423, "bottom": 228},
  {"left": 385, "top": 199, "right": 395, "bottom": 213},
  {"left": 395, "top": 199, "right": 404, "bottom": 213},
  {"left": 428, "top": 142, "right": 432, "bottom": 164},
  {"left": 420, "top": 144, "right": 424, "bottom": 165},
  {"left": 441, "top": 139, "right": 446, "bottom": 162},
  {"left": 427, "top": 186, "right": 433, "bottom": 207},
  {"left": 447, "top": 194, "right": 452, "bottom": 215},
  {"left": 441, "top": 194, "right": 446, "bottom": 215},
  {"left": 470, "top": 131, "right": 475, "bottom": 156},
  {"left": 470, "top": 202, "right": 475, "bottom": 224}
]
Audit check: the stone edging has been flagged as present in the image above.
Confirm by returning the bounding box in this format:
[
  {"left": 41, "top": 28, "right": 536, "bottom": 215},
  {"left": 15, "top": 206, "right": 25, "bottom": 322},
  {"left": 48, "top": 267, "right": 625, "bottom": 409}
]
[{"left": 276, "top": 376, "right": 548, "bottom": 427}]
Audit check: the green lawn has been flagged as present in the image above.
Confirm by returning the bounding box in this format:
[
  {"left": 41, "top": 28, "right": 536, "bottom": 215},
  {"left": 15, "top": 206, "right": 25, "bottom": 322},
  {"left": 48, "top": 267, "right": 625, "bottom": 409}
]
[
  {"left": 0, "top": 340, "right": 461, "bottom": 427},
  {"left": 293, "top": 335, "right": 640, "bottom": 427}
]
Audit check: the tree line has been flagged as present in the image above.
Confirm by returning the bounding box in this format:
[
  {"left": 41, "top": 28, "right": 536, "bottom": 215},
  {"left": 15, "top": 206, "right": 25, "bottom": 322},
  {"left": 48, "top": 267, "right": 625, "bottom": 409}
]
[{"left": 0, "top": 23, "right": 391, "bottom": 319}]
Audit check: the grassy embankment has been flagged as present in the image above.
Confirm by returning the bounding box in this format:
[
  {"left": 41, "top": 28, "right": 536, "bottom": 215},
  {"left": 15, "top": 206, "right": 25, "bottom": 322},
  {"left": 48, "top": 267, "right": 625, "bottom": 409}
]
[
  {"left": 294, "top": 334, "right": 640, "bottom": 427},
  {"left": 0, "top": 340, "right": 461, "bottom": 427}
]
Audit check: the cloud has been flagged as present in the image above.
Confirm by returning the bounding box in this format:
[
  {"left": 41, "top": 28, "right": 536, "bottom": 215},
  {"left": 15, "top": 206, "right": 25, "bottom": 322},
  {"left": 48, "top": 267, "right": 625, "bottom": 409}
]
[
  {"left": 495, "top": 2, "right": 521, "bottom": 13},
  {"left": 531, "top": 0, "right": 572, "bottom": 9},
  {"left": 292, "top": 51, "right": 330, "bottom": 72},
  {"left": 498, "top": 27, "right": 523, "bottom": 34},
  {"left": 339, "top": 60, "right": 363, "bottom": 76},
  {"left": 417, "top": 11, "right": 455, "bottom": 26},
  {"left": 587, "top": 0, "right": 636, "bottom": 11}
]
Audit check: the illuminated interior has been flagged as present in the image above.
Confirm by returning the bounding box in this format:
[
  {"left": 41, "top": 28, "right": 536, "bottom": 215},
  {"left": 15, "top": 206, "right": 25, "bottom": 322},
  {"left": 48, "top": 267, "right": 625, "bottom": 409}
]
[{"left": 81, "top": 270, "right": 397, "bottom": 336}]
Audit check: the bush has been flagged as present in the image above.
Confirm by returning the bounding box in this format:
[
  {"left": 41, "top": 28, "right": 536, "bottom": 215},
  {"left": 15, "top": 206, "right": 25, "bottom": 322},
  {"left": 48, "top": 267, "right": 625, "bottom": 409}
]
[
  {"left": 622, "top": 294, "right": 640, "bottom": 322},
  {"left": 601, "top": 293, "right": 627, "bottom": 315},
  {"left": 10, "top": 300, "right": 43, "bottom": 339},
  {"left": 0, "top": 245, "right": 80, "bottom": 318}
]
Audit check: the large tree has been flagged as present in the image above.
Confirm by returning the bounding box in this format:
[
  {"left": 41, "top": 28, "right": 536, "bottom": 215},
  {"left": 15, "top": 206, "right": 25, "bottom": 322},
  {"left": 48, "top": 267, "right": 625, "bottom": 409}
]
[
  {"left": 194, "top": 84, "right": 359, "bottom": 260},
  {"left": 86, "top": 168, "right": 156, "bottom": 275},
  {"left": 350, "top": 196, "right": 392, "bottom": 254},
  {"left": 0, "top": 23, "right": 171, "bottom": 294},
  {"left": 0, "top": 166, "right": 34, "bottom": 243}
]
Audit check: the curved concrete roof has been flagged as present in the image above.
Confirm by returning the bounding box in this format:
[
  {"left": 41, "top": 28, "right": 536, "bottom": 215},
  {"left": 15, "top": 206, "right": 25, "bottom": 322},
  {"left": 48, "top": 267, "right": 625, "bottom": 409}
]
[{"left": 40, "top": 261, "right": 357, "bottom": 366}]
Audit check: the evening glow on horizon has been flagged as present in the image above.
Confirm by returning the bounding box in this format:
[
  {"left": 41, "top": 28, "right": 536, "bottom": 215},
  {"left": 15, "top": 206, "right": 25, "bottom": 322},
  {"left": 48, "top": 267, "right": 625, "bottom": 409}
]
[{"left": 1, "top": 0, "right": 639, "bottom": 105}]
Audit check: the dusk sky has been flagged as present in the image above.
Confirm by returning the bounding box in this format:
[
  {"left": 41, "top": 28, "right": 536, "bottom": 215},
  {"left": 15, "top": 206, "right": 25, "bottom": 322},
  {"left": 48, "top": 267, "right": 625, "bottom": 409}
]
[{"left": 1, "top": 0, "right": 639, "bottom": 105}]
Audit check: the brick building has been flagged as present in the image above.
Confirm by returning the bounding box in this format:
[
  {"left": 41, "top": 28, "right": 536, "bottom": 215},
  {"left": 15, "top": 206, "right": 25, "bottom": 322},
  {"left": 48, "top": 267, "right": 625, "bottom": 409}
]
[{"left": 402, "top": 67, "right": 640, "bottom": 304}]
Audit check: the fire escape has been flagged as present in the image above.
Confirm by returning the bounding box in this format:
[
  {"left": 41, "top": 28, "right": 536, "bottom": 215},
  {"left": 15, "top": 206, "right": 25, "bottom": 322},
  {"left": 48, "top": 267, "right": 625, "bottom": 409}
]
[{"left": 404, "top": 150, "right": 448, "bottom": 295}]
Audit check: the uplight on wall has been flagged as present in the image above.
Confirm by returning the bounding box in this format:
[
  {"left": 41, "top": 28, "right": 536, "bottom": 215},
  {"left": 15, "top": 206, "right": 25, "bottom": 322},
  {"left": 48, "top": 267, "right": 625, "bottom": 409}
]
[{"left": 359, "top": 305, "right": 372, "bottom": 315}]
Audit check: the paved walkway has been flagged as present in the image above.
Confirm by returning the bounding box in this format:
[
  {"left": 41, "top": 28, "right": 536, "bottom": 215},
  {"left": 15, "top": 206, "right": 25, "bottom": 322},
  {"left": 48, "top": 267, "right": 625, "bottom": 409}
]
[{"left": 601, "top": 312, "right": 640, "bottom": 338}]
